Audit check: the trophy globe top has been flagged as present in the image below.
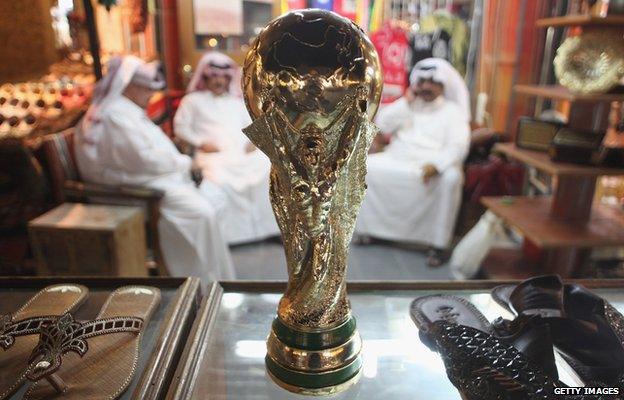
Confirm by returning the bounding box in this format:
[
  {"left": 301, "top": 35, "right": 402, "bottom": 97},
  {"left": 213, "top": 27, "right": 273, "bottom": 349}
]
[{"left": 242, "top": 9, "right": 382, "bottom": 132}]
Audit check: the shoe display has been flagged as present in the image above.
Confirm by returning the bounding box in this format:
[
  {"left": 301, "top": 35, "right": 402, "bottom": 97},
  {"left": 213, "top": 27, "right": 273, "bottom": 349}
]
[
  {"left": 492, "top": 275, "right": 624, "bottom": 386},
  {"left": 23, "top": 286, "right": 161, "bottom": 400},
  {"left": 411, "top": 294, "right": 562, "bottom": 400},
  {"left": 409, "top": 292, "right": 624, "bottom": 400},
  {"left": 0, "top": 284, "right": 88, "bottom": 400}
]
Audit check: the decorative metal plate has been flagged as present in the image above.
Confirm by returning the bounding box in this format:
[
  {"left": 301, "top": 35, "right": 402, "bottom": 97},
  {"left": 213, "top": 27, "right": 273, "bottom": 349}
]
[{"left": 554, "top": 31, "right": 624, "bottom": 94}]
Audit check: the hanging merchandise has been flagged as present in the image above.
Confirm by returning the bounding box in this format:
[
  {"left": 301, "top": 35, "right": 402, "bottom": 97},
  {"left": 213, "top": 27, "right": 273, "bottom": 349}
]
[
  {"left": 370, "top": 22, "right": 410, "bottom": 104},
  {"left": 368, "top": 0, "right": 384, "bottom": 32},
  {"left": 333, "top": 0, "right": 357, "bottom": 21},
  {"left": 409, "top": 30, "right": 452, "bottom": 66},
  {"left": 416, "top": 10, "right": 469, "bottom": 76},
  {"left": 130, "top": 0, "right": 148, "bottom": 33},
  {"left": 98, "top": 0, "right": 118, "bottom": 11},
  {"left": 356, "top": 0, "right": 370, "bottom": 29},
  {"left": 310, "top": 0, "right": 333, "bottom": 10},
  {"left": 281, "top": 0, "right": 306, "bottom": 13}
]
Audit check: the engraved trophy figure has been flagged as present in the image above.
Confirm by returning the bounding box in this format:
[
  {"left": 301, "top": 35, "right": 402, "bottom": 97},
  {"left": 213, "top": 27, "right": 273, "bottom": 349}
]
[{"left": 242, "top": 9, "right": 382, "bottom": 394}]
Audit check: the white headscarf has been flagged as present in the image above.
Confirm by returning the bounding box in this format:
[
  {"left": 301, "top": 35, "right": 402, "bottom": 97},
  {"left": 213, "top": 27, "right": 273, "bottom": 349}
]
[
  {"left": 410, "top": 58, "right": 471, "bottom": 122},
  {"left": 186, "top": 52, "right": 242, "bottom": 97},
  {"left": 80, "top": 55, "right": 164, "bottom": 141}
]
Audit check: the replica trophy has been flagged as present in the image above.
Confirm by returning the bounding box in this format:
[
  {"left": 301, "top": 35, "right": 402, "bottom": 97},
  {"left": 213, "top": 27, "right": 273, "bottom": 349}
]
[{"left": 242, "top": 9, "right": 382, "bottom": 395}]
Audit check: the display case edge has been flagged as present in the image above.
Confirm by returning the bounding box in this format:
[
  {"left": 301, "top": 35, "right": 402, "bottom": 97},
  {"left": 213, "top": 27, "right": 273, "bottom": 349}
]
[
  {"left": 166, "top": 282, "right": 225, "bottom": 400},
  {"left": 132, "top": 277, "right": 202, "bottom": 400}
]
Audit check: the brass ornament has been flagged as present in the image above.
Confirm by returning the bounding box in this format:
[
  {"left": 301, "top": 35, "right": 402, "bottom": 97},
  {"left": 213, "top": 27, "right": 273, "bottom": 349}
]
[
  {"left": 554, "top": 31, "right": 624, "bottom": 94},
  {"left": 241, "top": 9, "right": 382, "bottom": 394}
]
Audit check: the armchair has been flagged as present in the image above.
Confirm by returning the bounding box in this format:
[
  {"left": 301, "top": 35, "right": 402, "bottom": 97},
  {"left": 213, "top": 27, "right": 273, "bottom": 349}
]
[{"left": 39, "top": 128, "right": 168, "bottom": 276}]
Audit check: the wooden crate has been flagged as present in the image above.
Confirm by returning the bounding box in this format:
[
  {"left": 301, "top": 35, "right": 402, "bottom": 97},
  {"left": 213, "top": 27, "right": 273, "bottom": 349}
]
[{"left": 28, "top": 203, "right": 148, "bottom": 276}]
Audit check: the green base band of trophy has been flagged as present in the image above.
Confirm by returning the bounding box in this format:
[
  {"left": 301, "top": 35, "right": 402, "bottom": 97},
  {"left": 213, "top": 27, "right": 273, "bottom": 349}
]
[{"left": 265, "top": 316, "right": 363, "bottom": 395}]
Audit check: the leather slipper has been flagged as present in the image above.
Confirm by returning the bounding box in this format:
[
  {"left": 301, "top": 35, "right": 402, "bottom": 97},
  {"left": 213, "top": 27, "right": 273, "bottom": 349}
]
[
  {"left": 491, "top": 275, "right": 624, "bottom": 384},
  {"left": 0, "top": 284, "right": 88, "bottom": 400},
  {"left": 23, "top": 286, "right": 161, "bottom": 400},
  {"left": 411, "top": 294, "right": 561, "bottom": 399}
]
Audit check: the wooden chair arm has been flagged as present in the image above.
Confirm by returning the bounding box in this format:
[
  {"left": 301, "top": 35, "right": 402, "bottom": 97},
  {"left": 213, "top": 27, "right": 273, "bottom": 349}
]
[{"left": 63, "top": 180, "right": 165, "bottom": 202}]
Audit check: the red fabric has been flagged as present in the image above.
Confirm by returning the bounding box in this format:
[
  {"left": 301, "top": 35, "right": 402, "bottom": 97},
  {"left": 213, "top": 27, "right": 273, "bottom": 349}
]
[
  {"left": 130, "top": 0, "right": 148, "bottom": 33},
  {"left": 287, "top": 0, "right": 307, "bottom": 10},
  {"left": 370, "top": 23, "right": 410, "bottom": 104},
  {"left": 146, "top": 91, "right": 185, "bottom": 137},
  {"left": 333, "top": 0, "right": 357, "bottom": 21},
  {"left": 464, "top": 155, "right": 524, "bottom": 203},
  {"left": 146, "top": 96, "right": 166, "bottom": 121}
]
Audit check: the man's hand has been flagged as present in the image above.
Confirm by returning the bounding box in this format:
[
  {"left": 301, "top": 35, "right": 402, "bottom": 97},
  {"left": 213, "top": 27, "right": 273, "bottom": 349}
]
[
  {"left": 370, "top": 133, "right": 390, "bottom": 153},
  {"left": 245, "top": 142, "right": 256, "bottom": 153},
  {"left": 422, "top": 164, "right": 439, "bottom": 184},
  {"left": 199, "top": 142, "right": 219, "bottom": 153}
]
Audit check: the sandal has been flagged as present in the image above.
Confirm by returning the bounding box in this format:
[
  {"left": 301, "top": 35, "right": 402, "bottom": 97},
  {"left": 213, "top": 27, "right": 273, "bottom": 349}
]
[
  {"left": 0, "top": 284, "right": 88, "bottom": 400},
  {"left": 23, "top": 286, "right": 161, "bottom": 400},
  {"left": 410, "top": 294, "right": 565, "bottom": 400},
  {"left": 492, "top": 275, "right": 624, "bottom": 385}
]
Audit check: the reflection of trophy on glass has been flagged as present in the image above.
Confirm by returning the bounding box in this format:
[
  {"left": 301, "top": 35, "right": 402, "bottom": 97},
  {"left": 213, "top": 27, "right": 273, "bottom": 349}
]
[{"left": 242, "top": 9, "right": 382, "bottom": 394}]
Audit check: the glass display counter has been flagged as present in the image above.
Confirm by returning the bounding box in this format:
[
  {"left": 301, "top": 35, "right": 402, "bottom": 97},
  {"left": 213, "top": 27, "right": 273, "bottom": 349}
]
[{"left": 168, "top": 280, "right": 624, "bottom": 400}]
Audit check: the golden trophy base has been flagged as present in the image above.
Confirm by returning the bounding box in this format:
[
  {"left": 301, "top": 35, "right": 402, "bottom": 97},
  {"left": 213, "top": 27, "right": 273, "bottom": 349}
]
[{"left": 265, "top": 316, "right": 362, "bottom": 395}]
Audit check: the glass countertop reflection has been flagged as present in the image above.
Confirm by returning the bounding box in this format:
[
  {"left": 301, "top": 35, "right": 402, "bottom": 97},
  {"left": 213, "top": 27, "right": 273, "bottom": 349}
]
[{"left": 187, "top": 288, "right": 624, "bottom": 400}]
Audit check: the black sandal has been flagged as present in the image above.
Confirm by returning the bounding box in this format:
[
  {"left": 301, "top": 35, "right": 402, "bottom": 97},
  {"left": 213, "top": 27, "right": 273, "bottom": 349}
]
[
  {"left": 492, "top": 275, "right": 624, "bottom": 386},
  {"left": 410, "top": 294, "right": 565, "bottom": 400}
]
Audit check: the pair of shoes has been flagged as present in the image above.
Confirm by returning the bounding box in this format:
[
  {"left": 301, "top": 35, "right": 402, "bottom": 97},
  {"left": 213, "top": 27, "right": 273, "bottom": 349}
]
[
  {"left": 0, "top": 284, "right": 160, "bottom": 400},
  {"left": 410, "top": 275, "right": 624, "bottom": 400},
  {"left": 492, "top": 275, "right": 624, "bottom": 386}
]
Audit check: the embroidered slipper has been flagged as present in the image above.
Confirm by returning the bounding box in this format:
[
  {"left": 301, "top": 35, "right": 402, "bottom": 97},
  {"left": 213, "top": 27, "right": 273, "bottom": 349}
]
[
  {"left": 0, "top": 284, "right": 88, "bottom": 400},
  {"left": 23, "top": 286, "right": 160, "bottom": 400}
]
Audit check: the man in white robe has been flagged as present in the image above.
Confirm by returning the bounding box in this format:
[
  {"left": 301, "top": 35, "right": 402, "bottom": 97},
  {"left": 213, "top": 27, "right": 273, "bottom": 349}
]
[
  {"left": 174, "top": 52, "right": 279, "bottom": 244},
  {"left": 356, "top": 58, "right": 471, "bottom": 266},
  {"left": 75, "top": 55, "right": 235, "bottom": 284}
]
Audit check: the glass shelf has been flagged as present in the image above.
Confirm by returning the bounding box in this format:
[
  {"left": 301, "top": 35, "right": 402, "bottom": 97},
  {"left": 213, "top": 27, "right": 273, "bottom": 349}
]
[{"left": 170, "top": 280, "right": 624, "bottom": 399}]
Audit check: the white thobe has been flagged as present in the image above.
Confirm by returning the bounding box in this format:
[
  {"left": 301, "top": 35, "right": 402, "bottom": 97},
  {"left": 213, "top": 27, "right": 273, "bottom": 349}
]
[
  {"left": 75, "top": 96, "right": 235, "bottom": 283},
  {"left": 174, "top": 91, "right": 279, "bottom": 244},
  {"left": 356, "top": 97, "right": 470, "bottom": 249}
]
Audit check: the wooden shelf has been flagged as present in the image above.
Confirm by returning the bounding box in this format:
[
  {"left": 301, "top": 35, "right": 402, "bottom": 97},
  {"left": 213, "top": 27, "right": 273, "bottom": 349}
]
[
  {"left": 514, "top": 84, "right": 624, "bottom": 102},
  {"left": 495, "top": 143, "right": 624, "bottom": 177},
  {"left": 481, "top": 196, "right": 624, "bottom": 248},
  {"left": 536, "top": 15, "right": 624, "bottom": 27}
]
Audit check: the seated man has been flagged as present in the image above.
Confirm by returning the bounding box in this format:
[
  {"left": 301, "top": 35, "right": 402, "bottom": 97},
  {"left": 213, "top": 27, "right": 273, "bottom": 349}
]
[
  {"left": 356, "top": 58, "right": 471, "bottom": 266},
  {"left": 75, "top": 55, "right": 235, "bottom": 284},
  {"left": 174, "top": 52, "right": 278, "bottom": 244}
]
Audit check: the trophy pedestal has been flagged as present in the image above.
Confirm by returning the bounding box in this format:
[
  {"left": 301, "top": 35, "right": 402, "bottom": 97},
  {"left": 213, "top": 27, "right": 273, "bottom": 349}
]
[{"left": 265, "top": 316, "right": 362, "bottom": 395}]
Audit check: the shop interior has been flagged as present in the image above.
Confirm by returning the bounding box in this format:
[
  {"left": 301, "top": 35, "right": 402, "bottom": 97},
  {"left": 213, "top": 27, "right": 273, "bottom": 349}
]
[{"left": 1, "top": 0, "right": 624, "bottom": 399}]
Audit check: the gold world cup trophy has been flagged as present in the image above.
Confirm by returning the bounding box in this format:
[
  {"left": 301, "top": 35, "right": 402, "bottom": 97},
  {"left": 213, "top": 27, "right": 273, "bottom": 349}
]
[{"left": 242, "top": 9, "right": 382, "bottom": 395}]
